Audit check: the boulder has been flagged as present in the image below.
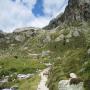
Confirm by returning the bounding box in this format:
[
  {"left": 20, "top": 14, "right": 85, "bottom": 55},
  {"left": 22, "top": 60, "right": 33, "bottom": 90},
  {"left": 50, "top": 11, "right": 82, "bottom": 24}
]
[
  {"left": 55, "top": 34, "right": 65, "bottom": 42},
  {"left": 41, "top": 50, "right": 50, "bottom": 57},
  {"left": 15, "top": 35, "right": 25, "bottom": 42},
  {"left": 72, "top": 30, "right": 80, "bottom": 37},
  {"left": 87, "top": 48, "right": 90, "bottom": 54},
  {"left": 58, "top": 79, "right": 84, "bottom": 90},
  {"left": 17, "top": 74, "right": 34, "bottom": 80},
  {"left": 66, "top": 31, "right": 72, "bottom": 38},
  {"left": 58, "top": 73, "right": 84, "bottom": 90},
  {"left": 66, "top": 39, "right": 70, "bottom": 43},
  {"left": 43, "top": 35, "right": 51, "bottom": 43},
  {"left": 70, "top": 73, "right": 77, "bottom": 78}
]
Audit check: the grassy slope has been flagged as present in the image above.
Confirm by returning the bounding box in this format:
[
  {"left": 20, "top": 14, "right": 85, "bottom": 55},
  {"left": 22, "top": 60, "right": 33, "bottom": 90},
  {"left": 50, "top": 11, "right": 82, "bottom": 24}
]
[
  {"left": 18, "top": 75, "right": 40, "bottom": 90},
  {"left": 0, "top": 57, "right": 46, "bottom": 75},
  {"left": 0, "top": 31, "right": 51, "bottom": 89},
  {"left": 0, "top": 22, "right": 90, "bottom": 90},
  {"left": 47, "top": 23, "right": 90, "bottom": 90},
  {"left": 0, "top": 56, "right": 46, "bottom": 89},
  {"left": 0, "top": 74, "right": 40, "bottom": 90}
]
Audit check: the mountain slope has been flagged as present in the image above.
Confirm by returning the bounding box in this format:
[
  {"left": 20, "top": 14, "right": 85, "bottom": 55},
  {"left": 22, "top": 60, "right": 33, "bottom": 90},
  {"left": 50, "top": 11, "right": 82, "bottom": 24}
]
[
  {"left": 44, "top": 0, "right": 90, "bottom": 30},
  {"left": 0, "top": 0, "right": 90, "bottom": 90}
]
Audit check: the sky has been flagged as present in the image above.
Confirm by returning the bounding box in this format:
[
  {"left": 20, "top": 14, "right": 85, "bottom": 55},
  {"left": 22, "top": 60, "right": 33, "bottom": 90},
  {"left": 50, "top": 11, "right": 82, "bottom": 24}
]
[{"left": 0, "top": 0, "right": 68, "bottom": 32}]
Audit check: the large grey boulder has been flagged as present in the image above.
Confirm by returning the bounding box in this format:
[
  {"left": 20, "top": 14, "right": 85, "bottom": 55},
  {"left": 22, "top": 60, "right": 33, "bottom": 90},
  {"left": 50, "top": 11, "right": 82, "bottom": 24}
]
[
  {"left": 15, "top": 35, "right": 25, "bottom": 42},
  {"left": 58, "top": 73, "right": 84, "bottom": 90},
  {"left": 58, "top": 80, "right": 84, "bottom": 90}
]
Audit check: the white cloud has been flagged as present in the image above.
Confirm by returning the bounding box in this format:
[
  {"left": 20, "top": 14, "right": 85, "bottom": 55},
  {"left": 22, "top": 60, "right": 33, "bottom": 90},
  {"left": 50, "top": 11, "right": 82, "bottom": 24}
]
[
  {"left": 29, "top": 16, "right": 50, "bottom": 28},
  {"left": 0, "top": 0, "right": 68, "bottom": 33},
  {"left": 0, "top": 0, "right": 36, "bottom": 32},
  {"left": 43, "top": 0, "right": 68, "bottom": 18}
]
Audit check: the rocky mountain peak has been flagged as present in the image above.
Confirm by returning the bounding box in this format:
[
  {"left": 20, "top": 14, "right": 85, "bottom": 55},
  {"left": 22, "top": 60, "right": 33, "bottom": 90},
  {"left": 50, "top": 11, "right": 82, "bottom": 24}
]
[{"left": 44, "top": 0, "right": 90, "bottom": 30}]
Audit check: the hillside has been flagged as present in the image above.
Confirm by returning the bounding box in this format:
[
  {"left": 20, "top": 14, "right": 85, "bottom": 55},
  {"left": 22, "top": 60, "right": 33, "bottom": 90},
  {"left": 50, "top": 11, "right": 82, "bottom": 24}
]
[{"left": 0, "top": 0, "right": 90, "bottom": 90}]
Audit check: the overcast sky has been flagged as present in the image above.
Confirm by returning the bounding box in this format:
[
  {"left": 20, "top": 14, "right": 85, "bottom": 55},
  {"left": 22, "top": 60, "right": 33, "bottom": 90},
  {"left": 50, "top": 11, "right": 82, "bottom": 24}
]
[{"left": 0, "top": 0, "right": 68, "bottom": 32}]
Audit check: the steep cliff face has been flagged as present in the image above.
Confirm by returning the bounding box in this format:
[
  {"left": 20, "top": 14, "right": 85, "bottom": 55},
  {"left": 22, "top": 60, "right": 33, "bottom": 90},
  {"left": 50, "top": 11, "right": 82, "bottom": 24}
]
[{"left": 44, "top": 0, "right": 90, "bottom": 29}]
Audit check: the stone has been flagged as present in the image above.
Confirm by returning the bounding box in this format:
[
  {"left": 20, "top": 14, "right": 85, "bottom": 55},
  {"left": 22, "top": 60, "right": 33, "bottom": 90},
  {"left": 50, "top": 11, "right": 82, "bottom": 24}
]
[
  {"left": 14, "top": 27, "right": 39, "bottom": 33},
  {"left": 58, "top": 73, "right": 84, "bottom": 90},
  {"left": 73, "top": 30, "right": 80, "bottom": 37},
  {"left": 2, "top": 88, "right": 11, "bottom": 90},
  {"left": 0, "top": 78, "right": 8, "bottom": 83},
  {"left": 55, "top": 34, "right": 64, "bottom": 42},
  {"left": 79, "top": 0, "right": 90, "bottom": 5},
  {"left": 10, "top": 44, "right": 15, "bottom": 47},
  {"left": 2, "top": 86, "right": 19, "bottom": 90},
  {"left": 15, "top": 35, "right": 25, "bottom": 42},
  {"left": 70, "top": 73, "right": 77, "bottom": 78},
  {"left": 66, "top": 39, "right": 70, "bottom": 43},
  {"left": 11, "top": 86, "right": 18, "bottom": 90},
  {"left": 23, "top": 47, "right": 28, "bottom": 50},
  {"left": 28, "top": 53, "right": 40, "bottom": 59},
  {"left": 43, "top": 35, "right": 51, "bottom": 43},
  {"left": 87, "top": 48, "right": 90, "bottom": 54},
  {"left": 66, "top": 31, "right": 72, "bottom": 38},
  {"left": 17, "top": 74, "right": 34, "bottom": 80},
  {"left": 41, "top": 50, "right": 50, "bottom": 57},
  {"left": 58, "top": 80, "right": 84, "bottom": 90}
]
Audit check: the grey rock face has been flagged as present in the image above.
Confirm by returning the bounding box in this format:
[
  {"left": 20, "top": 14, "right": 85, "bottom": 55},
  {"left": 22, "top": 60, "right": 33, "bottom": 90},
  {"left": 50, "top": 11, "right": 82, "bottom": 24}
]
[{"left": 44, "top": 0, "right": 90, "bottom": 30}]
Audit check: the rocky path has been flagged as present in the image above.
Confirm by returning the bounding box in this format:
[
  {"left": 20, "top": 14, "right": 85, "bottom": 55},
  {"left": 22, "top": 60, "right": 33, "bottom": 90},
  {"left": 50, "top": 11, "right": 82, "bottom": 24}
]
[{"left": 37, "top": 68, "right": 50, "bottom": 90}]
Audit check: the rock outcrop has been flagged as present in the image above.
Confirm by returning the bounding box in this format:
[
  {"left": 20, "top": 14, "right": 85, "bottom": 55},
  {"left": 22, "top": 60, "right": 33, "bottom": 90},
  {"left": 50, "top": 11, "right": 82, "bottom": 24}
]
[{"left": 58, "top": 73, "right": 84, "bottom": 90}]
